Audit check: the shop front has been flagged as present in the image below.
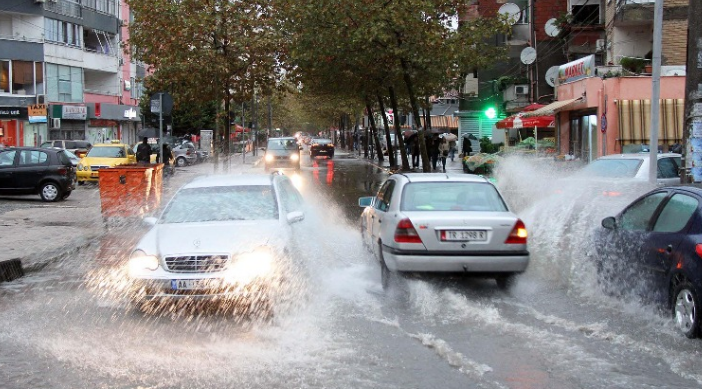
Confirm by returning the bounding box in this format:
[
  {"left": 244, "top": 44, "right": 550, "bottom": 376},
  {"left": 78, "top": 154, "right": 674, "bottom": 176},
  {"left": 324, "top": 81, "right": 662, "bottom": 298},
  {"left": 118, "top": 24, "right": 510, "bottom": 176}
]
[
  {"left": 86, "top": 103, "right": 141, "bottom": 145},
  {"left": 0, "top": 106, "right": 47, "bottom": 146},
  {"left": 554, "top": 56, "right": 685, "bottom": 162},
  {"left": 50, "top": 104, "right": 87, "bottom": 141}
]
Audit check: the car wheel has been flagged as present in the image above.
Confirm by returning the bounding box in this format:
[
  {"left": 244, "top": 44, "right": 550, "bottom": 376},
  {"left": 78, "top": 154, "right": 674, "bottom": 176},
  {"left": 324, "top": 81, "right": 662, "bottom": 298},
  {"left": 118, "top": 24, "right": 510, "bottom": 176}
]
[
  {"left": 40, "top": 182, "right": 62, "bottom": 202},
  {"left": 176, "top": 157, "right": 187, "bottom": 167},
  {"left": 673, "top": 281, "right": 700, "bottom": 338},
  {"left": 61, "top": 190, "right": 72, "bottom": 200},
  {"left": 77, "top": 181, "right": 85, "bottom": 186},
  {"left": 496, "top": 273, "right": 517, "bottom": 291}
]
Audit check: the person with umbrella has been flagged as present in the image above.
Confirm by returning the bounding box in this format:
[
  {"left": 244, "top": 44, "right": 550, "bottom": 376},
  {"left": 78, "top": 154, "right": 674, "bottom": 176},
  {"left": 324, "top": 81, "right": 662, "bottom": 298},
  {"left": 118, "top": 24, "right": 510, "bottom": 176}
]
[
  {"left": 438, "top": 135, "right": 450, "bottom": 172},
  {"left": 136, "top": 137, "right": 151, "bottom": 165}
]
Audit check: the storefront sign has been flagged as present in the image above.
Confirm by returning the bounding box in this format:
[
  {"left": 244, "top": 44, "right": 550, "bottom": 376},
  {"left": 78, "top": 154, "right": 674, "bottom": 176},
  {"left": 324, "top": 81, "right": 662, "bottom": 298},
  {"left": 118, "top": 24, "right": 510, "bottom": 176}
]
[
  {"left": 0, "top": 107, "right": 26, "bottom": 119},
  {"left": 558, "top": 55, "right": 595, "bottom": 84},
  {"left": 124, "top": 108, "right": 137, "bottom": 119},
  {"left": 28, "top": 104, "right": 47, "bottom": 123},
  {"left": 62, "top": 105, "right": 87, "bottom": 120}
]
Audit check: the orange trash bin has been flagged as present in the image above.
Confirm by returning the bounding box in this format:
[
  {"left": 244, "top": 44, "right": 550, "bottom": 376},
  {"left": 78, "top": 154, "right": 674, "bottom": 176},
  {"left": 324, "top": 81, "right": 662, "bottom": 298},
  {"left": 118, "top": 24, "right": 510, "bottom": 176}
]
[{"left": 98, "top": 164, "right": 164, "bottom": 220}]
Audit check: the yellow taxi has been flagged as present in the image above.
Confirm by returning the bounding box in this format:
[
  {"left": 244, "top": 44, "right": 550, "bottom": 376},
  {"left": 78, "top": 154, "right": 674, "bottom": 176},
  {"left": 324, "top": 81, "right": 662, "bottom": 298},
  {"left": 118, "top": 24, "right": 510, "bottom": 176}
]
[{"left": 77, "top": 140, "right": 136, "bottom": 183}]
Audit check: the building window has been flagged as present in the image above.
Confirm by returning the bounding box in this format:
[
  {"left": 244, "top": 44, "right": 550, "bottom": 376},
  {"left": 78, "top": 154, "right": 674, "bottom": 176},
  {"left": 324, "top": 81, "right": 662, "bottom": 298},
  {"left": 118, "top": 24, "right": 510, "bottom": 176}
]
[
  {"left": 44, "top": 18, "right": 82, "bottom": 47},
  {"left": 0, "top": 60, "right": 44, "bottom": 95},
  {"left": 46, "top": 63, "right": 83, "bottom": 103},
  {"left": 82, "top": 0, "right": 117, "bottom": 16},
  {"left": 84, "top": 29, "right": 115, "bottom": 55},
  {"left": 572, "top": 5, "right": 600, "bottom": 25}
]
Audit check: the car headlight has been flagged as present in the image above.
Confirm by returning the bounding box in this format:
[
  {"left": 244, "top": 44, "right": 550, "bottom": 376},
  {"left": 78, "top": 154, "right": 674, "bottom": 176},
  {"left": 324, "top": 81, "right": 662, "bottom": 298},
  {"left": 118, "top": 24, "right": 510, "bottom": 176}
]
[
  {"left": 77, "top": 164, "right": 83, "bottom": 171},
  {"left": 128, "top": 249, "right": 160, "bottom": 275},
  {"left": 225, "top": 247, "right": 274, "bottom": 285},
  {"left": 265, "top": 154, "right": 274, "bottom": 162},
  {"left": 290, "top": 153, "right": 300, "bottom": 162}
]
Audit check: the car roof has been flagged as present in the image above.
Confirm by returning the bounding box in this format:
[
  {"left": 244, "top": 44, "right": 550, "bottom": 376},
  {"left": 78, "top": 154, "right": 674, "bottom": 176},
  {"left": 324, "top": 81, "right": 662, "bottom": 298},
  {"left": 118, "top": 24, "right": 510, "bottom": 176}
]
[
  {"left": 269, "top": 137, "right": 295, "bottom": 140},
  {"left": 595, "top": 153, "right": 681, "bottom": 160},
  {"left": 393, "top": 173, "right": 490, "bottom": 183},
  {"left": 183, "top": 174, "right": 279, "bottom": 189},
  {"left": 6, "top": 146, "right": 61, "bottom": 152},
  {"left": 92, "top": 143, "right": 127, "bottom": 147},
  {"left": 658, "top": 185, "right": 702, "bottom": 197}
]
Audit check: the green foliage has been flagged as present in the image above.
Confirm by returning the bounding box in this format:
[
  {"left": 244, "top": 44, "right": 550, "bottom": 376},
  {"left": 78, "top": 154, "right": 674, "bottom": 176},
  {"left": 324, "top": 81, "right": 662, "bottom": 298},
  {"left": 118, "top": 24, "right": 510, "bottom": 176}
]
[
  {"left": 619, "top": 56, "right": 650, "bottom": 74},
  {"left": 480, "top": 136, "right": 501, "bottom": 154}
]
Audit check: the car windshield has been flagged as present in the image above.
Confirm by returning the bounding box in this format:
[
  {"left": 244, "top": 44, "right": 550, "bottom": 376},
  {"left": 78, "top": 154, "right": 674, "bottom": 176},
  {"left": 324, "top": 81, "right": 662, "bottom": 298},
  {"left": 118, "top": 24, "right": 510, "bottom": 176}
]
[
  {"left": 267, "top": 139, "right": 298, "bottom": 150},
  {"left": 87, "top": 146, "right": 125, "bottom": 158},
  {"left": 578, "top": 158, "right": 642, "bottom": 178},
  {"left": 401, "top": 182, "right": 508, "bottom": 212},
  {"left": 160, "top": 185, "right": 279, "bottom": 223}
]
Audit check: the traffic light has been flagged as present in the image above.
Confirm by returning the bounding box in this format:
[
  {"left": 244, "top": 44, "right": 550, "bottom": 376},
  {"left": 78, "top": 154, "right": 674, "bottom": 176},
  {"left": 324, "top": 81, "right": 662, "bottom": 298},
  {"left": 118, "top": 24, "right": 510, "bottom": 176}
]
[{"left": 484, "top": 107, "right": 497, "bottom": 119}]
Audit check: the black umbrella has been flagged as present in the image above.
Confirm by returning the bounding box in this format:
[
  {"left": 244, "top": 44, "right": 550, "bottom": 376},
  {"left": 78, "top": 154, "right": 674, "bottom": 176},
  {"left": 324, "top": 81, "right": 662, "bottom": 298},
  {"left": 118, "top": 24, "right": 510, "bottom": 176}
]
[{"left": 137, "top": 128, "right": 159, "bottom": 139}]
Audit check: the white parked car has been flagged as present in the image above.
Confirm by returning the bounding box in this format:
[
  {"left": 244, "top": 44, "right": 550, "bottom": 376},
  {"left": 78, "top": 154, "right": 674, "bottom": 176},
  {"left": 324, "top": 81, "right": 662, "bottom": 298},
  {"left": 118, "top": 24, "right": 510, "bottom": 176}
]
[
  {"left": 359, "top": 173, "right": 529, "bottom": 290},
  {"left": 127, "top": 173, "right": 305, "bottom": 314}
]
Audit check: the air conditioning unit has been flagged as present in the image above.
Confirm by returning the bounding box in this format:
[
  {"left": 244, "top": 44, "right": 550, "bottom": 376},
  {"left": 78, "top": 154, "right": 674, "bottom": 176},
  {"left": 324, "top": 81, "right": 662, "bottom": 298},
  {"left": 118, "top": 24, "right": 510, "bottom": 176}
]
[
  {"left": 514, "top": 84, "right": 529, "bottom": 96},
  {"left": 52, "top": 118, "right": 61, "bottom": 129},
  {"left": 36, "top": 94, "right": 46, "bottom": 105},
  {"left": 596, "top": 39, "right": 606, "bottom": 52}
]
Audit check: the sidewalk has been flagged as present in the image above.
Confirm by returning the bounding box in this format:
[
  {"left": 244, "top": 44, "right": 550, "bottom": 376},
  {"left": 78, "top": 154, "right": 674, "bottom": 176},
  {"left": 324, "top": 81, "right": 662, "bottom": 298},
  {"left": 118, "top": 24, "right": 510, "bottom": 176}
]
[
  {"left": 348, "top": 148, "right": 466, "bottom": 174},
  {"left": 0, "top": 154, "right": 261, "bottom": 277}
]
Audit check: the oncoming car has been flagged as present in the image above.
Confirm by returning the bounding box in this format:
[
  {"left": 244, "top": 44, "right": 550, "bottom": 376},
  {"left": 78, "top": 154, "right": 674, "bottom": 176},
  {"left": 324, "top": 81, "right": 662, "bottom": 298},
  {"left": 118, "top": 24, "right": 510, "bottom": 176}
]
[
  {"left": 359, "top": 173, "right": 529, "bottom": 290},
  {"left": 264, "top": 137, "right": 301, "bottom": 171},
  {"left": 127, "top": 173, "right": 305, "bottom": 315},
  {"left": 77, "top": 141, "right": 135, "bottom": 183}
]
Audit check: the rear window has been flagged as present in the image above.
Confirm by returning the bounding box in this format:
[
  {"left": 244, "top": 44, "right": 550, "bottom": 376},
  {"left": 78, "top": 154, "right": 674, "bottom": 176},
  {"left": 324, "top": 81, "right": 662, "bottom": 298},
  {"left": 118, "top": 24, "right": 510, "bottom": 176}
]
[
  {"left": 57, "top": 150, "right": 73, "bottom": 165},
  {"left": 314, "top": 139, "right": 332, "bottom": 145},
  {"left": 65, "top": 141, "right": 76, "bottom": 149},
  {"left": 401, "top": 182, "right": 508, "bottom": 212},
  {"left": 578, "top": 158, "right": 642, "bottom": 178}
]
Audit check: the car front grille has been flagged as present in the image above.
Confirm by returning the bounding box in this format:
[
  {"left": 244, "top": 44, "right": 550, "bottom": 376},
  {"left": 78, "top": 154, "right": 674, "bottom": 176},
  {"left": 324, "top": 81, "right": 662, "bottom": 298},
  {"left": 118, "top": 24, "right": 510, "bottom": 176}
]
[
  {"left": 164, "top": 255, "right": 229, "bottom": 273},
  {"left": 91, "top": 165, "right": 110, "bottom": 170}
]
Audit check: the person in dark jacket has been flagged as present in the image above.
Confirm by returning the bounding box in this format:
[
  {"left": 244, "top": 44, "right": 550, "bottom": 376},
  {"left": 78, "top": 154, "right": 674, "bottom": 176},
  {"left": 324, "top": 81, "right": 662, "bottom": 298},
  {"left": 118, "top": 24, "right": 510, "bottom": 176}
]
[
  {"left": 136, "top": 137, "right": 151, "bottom": 165},
  {"left": 428, "top": 134, "right": 440, "bottom": 171}
]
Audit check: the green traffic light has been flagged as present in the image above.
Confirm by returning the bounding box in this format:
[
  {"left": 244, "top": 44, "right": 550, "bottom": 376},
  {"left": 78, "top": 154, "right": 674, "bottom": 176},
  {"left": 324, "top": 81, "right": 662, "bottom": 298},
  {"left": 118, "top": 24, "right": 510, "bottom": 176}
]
[{"left": 485, "top": 107, "right": 496, "bottom": 119}]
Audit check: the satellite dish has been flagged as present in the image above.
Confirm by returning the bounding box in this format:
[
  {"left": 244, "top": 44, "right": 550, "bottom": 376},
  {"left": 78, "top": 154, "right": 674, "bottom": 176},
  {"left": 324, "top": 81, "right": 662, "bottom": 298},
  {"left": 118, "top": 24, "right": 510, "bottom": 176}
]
[
  {"left": 498, "top": 3, "right": 521, "bottom": 25},
  {"left": 520, "top": 47, "right": 537, "bottom": 65},
  {"left": 545, "top": 66, "right": 559, "bottom": 87},
  {"left": 545, "top": 18, "right": 560, "bottom": 37}
]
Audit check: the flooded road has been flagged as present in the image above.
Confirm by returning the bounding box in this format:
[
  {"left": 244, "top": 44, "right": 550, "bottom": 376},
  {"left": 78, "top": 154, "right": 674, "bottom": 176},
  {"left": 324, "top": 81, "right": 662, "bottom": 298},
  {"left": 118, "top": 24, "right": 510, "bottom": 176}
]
[{"left": 2, "top": 154, "right": 702, "bottom": 388}]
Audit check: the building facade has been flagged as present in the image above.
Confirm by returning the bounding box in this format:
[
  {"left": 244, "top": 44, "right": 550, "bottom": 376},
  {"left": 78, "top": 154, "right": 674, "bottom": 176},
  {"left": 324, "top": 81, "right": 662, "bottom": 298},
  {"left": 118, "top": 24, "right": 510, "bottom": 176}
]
[{"left": 0, "top": 0, "right": 144, "bottom": 147}]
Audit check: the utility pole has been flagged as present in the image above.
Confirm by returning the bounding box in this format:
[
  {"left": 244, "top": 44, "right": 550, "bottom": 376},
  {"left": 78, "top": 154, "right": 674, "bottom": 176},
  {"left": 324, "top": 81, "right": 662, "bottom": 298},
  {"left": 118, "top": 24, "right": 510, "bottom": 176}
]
[
  {"left": 648, "top": 0, "right": 663, "bottom": 184},
  {"left": 683, "top": 0, "right": 702, "bottom": 183},
  {"left": 268, "top": 95, "right": 272, "bottom": 138},
  {"left": 252, "top": 89, "right": 257, "bottom": 156}
]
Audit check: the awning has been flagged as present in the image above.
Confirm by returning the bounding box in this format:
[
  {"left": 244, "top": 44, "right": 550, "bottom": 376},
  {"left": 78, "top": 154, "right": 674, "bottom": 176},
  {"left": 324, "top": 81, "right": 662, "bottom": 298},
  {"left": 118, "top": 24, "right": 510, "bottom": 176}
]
[
  {"left": 419, "top": 115, "right": 458, "bottom": 129},
  {"left": 617, "top": 99, "right": 684, "bottom": 145},
  {"left": 495, "top": 115, "right": 555, "bottom": 129},
  {"left": 521, "top": 97, "right": 584, "bottom": 117}
]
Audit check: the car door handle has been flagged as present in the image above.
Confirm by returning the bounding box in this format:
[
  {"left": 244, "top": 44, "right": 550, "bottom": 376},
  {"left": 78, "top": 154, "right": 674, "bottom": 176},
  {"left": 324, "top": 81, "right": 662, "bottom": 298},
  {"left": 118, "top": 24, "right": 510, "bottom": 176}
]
[{"left": 666, "top": 244, "right": 673, "bottom": 253}]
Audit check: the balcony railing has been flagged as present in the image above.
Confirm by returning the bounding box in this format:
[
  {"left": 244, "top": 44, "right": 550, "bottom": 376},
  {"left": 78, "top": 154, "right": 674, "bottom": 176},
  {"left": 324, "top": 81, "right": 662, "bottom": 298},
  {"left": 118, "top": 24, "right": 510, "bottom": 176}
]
[
  {"left": 615, "top": 0, "right": 654, "bottom": 25},
  {"left": 44, "top": 0, "right": 82, "bottom": 19}
]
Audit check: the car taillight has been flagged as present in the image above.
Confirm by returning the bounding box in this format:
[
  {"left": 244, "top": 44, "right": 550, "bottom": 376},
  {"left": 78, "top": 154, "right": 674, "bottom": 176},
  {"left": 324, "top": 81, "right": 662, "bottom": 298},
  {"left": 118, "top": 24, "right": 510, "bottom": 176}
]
[
  {"left": 696, "top": 244, "right": 702, "bottom": 259},
  {"left": 505, "top": 219, "right": 528, "bottom": 244},
  {"left": 186, "top": 150, "right": 192, "bottom": 155},
  {"left": 57, "top": 167, "right": 67, "bottom": 175},
  {"left": 394, "top": 218, "right": 422, "bottom": 243}
]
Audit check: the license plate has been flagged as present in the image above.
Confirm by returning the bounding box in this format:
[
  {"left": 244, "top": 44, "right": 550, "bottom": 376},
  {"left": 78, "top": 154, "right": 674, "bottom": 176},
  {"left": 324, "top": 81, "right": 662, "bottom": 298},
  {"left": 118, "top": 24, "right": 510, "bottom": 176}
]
[
  {"left": 91, "top": 173, "right": 99, "bottom": 178},
  {"left": 171, "top": 279, "right": 214, "bottom": 290},
  {"left": 442, "top": 230, "right": 487, "bottom": 241}
]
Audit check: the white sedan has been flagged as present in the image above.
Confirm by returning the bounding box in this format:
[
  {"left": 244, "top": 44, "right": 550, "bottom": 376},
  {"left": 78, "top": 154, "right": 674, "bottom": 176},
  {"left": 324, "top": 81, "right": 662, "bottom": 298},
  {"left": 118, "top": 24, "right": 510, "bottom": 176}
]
[
  {"left": 359, "top": 173, "right": 529, "bottom": 290},
  {"left": 127, "top": 173, "right": 305, "bottom": 314}
]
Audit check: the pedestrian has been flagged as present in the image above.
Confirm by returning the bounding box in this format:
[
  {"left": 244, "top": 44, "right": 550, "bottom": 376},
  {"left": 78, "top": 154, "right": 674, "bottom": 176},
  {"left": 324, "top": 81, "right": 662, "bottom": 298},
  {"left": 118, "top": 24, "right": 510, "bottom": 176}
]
[
  {"left": 438, "top": 137, "right": 450, "bottom": 173},
  {"left": 448, "top": 139, "right": 457, "bottom": 162},
  {"left": 462, "top": 136, "right": 473, "bottom": 157},
  {"left": 136, "top": 137, "right": 151, "bottom": 165},
  {"left": 428, "top": 134, "right": 440, "bottom": 171},
  {"left": 411, "top": 136, "right": 420, "bottom": 169}
]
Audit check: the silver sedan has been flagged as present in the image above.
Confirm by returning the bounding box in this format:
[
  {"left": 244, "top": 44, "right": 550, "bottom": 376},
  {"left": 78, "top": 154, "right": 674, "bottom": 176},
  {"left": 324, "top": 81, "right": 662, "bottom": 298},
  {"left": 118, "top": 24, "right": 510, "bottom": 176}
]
[{"left": 359, "top": 173, "right": 529, "bottom": 290}]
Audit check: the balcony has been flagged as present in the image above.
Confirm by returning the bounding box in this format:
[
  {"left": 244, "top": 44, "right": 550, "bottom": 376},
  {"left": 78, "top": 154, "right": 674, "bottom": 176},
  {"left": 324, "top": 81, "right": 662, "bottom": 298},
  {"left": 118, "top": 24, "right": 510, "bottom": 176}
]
[{"left": 614, "top": 0, "right": 654, "bottom": 26}]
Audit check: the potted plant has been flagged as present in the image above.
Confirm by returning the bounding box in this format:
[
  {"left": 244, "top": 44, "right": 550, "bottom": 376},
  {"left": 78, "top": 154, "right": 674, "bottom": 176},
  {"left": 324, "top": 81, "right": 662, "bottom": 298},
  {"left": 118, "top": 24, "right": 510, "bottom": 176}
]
[{"left": 620, "top": 56, "right": 648, "bottom": 74}]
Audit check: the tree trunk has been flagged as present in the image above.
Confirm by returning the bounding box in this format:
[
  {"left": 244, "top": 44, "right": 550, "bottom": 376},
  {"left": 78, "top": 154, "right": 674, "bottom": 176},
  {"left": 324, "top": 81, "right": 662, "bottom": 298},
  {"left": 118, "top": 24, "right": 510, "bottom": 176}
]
[
  {"left": 365, "top": 101, "right": 384, "bottom": 164},
  {"left": 224, "top": 88, "right": 231, "bottom": 173},
  {"left": 388, "top": 86, "right": 410, "bottom": 171},
  {"left": 401, "top": 59, "right": 430, "bottom": 172},
  {"left": 377, "top": 95, "right": 396, "bottom": 169}
]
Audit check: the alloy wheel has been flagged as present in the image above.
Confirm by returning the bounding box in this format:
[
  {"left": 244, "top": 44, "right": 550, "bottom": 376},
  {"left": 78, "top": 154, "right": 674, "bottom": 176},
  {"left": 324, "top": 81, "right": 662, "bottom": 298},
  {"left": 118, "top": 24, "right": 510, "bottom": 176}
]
[{"left": 675, "top": 287, "right": 697, "bottom": 337}]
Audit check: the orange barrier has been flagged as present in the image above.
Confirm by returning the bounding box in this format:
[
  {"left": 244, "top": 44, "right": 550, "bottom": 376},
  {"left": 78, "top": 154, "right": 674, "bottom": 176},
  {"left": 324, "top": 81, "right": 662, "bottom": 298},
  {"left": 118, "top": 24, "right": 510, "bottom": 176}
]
[{"left": 98, "top": 164, "right": 163, "bottom": 219}]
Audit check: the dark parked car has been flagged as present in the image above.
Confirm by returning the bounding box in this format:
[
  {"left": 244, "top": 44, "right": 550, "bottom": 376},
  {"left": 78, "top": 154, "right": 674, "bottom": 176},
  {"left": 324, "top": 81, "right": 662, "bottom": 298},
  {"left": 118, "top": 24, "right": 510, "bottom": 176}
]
[
  {"left": 40, "top": 140, "right": 92, "bottom": 157},
  {"left": 0, "top": 147, "right": 76, "bottom": 201},
  {"left": 309, "top": 138, "right": 334, "bottom": 159},
  {"left": 595, "top": 186, "right": 702, "bottom": 338}
]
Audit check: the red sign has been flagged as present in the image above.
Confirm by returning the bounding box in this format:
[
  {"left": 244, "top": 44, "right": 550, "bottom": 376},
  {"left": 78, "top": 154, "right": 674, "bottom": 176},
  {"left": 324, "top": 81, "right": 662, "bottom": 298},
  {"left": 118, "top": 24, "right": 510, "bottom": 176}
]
[{"left": 95, "top": 103, "right": 101, "bottom": 118}]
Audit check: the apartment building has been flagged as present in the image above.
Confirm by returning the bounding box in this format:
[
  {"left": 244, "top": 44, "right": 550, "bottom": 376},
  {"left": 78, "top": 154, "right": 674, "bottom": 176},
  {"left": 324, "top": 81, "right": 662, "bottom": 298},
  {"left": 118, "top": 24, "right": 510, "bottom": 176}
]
[{"left": 0, "top": 0, "right": 145, "bottom": 147}]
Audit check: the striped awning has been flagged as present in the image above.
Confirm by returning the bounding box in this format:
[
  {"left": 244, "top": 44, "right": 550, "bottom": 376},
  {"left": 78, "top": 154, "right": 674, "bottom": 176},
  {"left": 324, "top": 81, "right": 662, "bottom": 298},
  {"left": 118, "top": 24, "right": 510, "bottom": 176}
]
[
  {"left": 419, "top": 116, "right": 458, "bottom": 129},
  {"left": 521, "top": 97, "right": 583, "bottom": 117},
  {"left": 617, "top": 99, "right": 684, "bottom": 145}
]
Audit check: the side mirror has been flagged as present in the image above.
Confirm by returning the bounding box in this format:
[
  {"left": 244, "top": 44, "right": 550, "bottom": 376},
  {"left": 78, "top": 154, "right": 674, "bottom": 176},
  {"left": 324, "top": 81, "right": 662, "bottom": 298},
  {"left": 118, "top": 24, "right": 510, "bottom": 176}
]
[
  {"left": 601, "top": 216, "right": 616, "bottom": 229},
  {"left": 286, "top": 211, "right": 304, "bottom": 224},
  {"left": 143, "top": 216, "right": 158, "bottom": 226},
  {"left": 358, "top": 196, "right": 373, "bottom": 207}
]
